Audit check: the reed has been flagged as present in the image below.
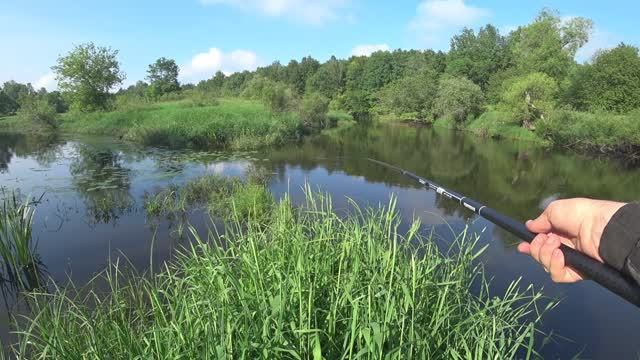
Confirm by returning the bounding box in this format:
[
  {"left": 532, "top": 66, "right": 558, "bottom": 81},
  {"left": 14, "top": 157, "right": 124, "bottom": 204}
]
[{"left": 14, "top": 190, "right": 549, "bottom": 358}]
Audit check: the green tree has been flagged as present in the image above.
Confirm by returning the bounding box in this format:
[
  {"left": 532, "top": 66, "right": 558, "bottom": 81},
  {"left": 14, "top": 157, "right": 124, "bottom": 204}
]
[
  {"left": 299, "top": 92, "right": 330, "bottom": 129},
  {"left": 378, "top": 68, "right": 439, "bottom": 122},
  {"left": 0, "top": 90, "right": 13, "bottom": 115},
  {"left": 446, "top": 25, "right": 510, "bottom": 89},
  {"left": 510, "top": 10, "right": 592, "bottom": 80},
  {"left": 306, "top": 56, "right": 347, "bottom": 99},
  {"left": 146, "top": 57, "right": 180, "bottom": 96},
  {"left": 0, "top": 81, "right": 34, "bottom": 114},
  {"left": 17, "top": 95, "right": 57, "bottom": 129},
  {"left": 52, "top": 43, "right": 125, "bottom": 111},
  {"left": 565, "top": 44, "right": 640, "bottom": 113},
  {"left": 501, "top": 72, "right": 558, "bottom": 128},
  {"left": 434, "top": 76, "right": 484, "bottom": 124},
  {"left": 285, "top": 57, "right": 320, "bottom": 94}
]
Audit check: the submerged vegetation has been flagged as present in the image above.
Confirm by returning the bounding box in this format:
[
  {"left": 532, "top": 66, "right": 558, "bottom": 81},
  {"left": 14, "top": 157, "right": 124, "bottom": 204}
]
[{"left": 12, "top": 190, "right": 549, "bottom": 358}]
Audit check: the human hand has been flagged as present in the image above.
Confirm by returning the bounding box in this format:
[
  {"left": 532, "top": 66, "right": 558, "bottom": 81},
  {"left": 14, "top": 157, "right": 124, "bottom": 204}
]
[{"left": 517, "top": 198, "right": 626, "bottom": 283}]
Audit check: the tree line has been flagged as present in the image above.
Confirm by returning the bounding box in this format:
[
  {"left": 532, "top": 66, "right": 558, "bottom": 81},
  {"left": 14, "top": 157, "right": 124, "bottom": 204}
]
[{"left": 2, "top": 9, "right": 640, "bottom": 136}]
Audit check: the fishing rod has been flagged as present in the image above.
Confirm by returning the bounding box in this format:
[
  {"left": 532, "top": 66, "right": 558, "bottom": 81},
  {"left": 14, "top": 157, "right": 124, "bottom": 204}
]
[{"left": 368, "top": 158, "right": 640, "bottom": 308}]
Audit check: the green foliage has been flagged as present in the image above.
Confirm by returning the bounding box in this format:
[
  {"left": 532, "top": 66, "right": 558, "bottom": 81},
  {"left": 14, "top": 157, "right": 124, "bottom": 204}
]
[
  {"left": 378, "top": 68, "right": 439, "bottom": 121},
  {"left": 52, "top": 42, "right": 125, "bottom": 111},
  {"left": 0, "top": 192, "right": 42, "bottom": 291},
  {"left": 510, "top": 10, "right": 592, "bottom": 80},
  {"left": 537, "top": 109, "right": 640, "bottom": 153},
  {"left": 434, "top": 76, "right": 484, "bottom": 123},
  {"left": 16, "top": 95, "right": 58, "bottom": 129},
  {"left": 344, "top": 89, "right": 373, "bottom": 121},
  {"left": 15, "top": 191, "right": 547, "bottom": 359},
  {"left": 240, "top": 75, "right": 297, "bottom": 113},
  {"left": 299, "top": 92, "right": 330, "bottom": 129},
  {"left": 146, "top": 57, "right": 180, "bottom": 97},
  {"left": 446, "top": 25, "right": 510, "bottom": 89},
  {"left": 305, "top": 56, "right": 347, "bottom": 99},
  {"left": 59, "top": 98, "right": 302, "bottom": 150},
  {"left": 564, "top": 44, "right": 640, "bottom": 113},
  {"left": 285, "top": 56, "right": 320, "bottom": 94},
  {"left": 501, "top": 72, "right": 558, "bottom": 128},
  {"left": 263, "top": 82, "right": 297, "bottom": 114},
  {"left": 0, "top": 81, "right": 34, "bottom": 115}
]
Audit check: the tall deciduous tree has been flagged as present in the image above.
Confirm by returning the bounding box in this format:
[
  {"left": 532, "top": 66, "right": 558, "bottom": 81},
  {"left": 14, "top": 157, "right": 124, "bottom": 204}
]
[
  {"left": 446, "top": 25, "right": 510, "bottom": 90},
  {"left": 146, "top": 57, "right": 180, "bottom": 96},
  {"left": 306, "top": 56, "right": 347, "bottom": 99},
  {"left": 565, "top": 44, "right": 640, "bottom": 113},
  {"left": 53, "top": 43, "right": 125, "bottom": 111},
  {"left": 434, "top": 76, "right": 484, "bottom": 123},
  {"left": 510, "top": 10, "right": 592, "bottom": 80},
  {"left": 501, "top": 72, "right": 558, "bottom": 128}
]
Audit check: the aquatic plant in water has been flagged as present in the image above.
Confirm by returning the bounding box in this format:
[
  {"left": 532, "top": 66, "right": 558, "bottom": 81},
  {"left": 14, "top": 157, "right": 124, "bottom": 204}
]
[
  {"left": 0, "top": 193, "right": 43, "bottom": 292},
  {"left": 14, "top": 189, "right": 550, "bottom": 358}
]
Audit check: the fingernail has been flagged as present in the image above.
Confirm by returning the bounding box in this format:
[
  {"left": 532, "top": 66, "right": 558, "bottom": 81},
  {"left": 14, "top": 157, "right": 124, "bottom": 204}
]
[{"left": 526, "top": 220, "right": 532, "bottom": 224}]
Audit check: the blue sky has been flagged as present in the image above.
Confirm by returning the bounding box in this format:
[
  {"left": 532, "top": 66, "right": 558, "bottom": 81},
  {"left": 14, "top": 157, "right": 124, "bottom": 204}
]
[{"left": 1, "top": 0, "right": 639, "bottom": 90}]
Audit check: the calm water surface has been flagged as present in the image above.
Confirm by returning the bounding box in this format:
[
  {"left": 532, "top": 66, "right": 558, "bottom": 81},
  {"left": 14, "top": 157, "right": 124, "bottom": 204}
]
[{"left": 1, "top": 124, "right": 640, "bottom": 358}]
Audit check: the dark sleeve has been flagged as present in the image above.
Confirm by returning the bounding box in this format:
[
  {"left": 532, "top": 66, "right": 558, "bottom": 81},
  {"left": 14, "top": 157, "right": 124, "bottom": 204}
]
[{"left": 600, "top": 202, "right": 640, "bottom": 285}]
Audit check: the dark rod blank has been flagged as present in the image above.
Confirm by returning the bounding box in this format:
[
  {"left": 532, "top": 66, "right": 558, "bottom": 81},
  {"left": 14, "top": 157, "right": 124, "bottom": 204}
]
[{"left": 368, "top": 158, "right": 640, "bottom": 308}]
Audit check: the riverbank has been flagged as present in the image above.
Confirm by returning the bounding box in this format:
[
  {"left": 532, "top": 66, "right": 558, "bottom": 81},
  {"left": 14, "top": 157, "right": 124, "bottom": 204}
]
[
  {"left": 9, "top": 184, "right": 547, "bottom": 358},
  {"left": 60, "top": 98, "right": 305, "bottom": 150},
  {"left": 0, "top": 98, "right": 356, "bottom": 151},
  {"left": 382, "top": 109, "right": 640, "bottom": 161}
]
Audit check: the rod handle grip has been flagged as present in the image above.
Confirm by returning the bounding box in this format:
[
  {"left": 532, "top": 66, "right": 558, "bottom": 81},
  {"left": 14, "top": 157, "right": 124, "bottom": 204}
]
[{"left": 480, "top": 206, "right": 640, "bottom": 307}]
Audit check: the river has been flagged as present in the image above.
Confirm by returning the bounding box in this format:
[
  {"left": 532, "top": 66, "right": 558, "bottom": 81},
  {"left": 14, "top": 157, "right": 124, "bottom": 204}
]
[{"left": 1, "top": 123, "right": 640, "bottom": 358}]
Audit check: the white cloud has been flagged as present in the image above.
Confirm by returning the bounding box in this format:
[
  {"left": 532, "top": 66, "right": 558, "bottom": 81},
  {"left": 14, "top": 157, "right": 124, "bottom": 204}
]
[
  {"left": 576, "top": 28, "right": 618, "bottom": 63},
  {"left": 199, "top": 0, "right": 351, "bottom": 25},
  {"left": 34, "top": 72, "right": 57, "bottom": 91},
  {"left": 409, "top": 0, "right": 490, "bottom": 49},
  {"left": 351, "top": 43, "right": 390, "bottom": 57},
  {"left": 180, "top": 48, "right": 260, "bottom": 82}
]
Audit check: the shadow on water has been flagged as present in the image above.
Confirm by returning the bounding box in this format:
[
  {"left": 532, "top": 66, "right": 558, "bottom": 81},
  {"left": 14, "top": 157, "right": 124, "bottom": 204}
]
[{"left": 1, "top": 124, "right": 640, "bottom": 358}]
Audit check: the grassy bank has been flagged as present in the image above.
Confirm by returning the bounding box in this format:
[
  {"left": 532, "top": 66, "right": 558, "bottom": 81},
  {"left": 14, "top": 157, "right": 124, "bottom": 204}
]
[
  {"left": 10, "top": 188, "right": 549, "bottom": 358},
  {"left": 385, "top": 108, "right": 640, "bottom": 160},
  {"left": 57, "top": 98, "right": 303, "bottom": 150}
]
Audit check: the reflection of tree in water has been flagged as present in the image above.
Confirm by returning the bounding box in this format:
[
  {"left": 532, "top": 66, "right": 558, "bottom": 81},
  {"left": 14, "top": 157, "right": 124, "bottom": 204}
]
[
  {"left": 263, "top": 123, "right": 640, "bottom": 244},
  {"left": 69, "top": 144, "right": 134, "bottom": 225},
  {"left": 0, "top": 132, "right": 64, "bottom": 172}
]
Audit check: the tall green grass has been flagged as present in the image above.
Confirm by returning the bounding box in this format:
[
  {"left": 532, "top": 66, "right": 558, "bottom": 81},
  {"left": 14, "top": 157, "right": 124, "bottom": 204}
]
[
  {"left": 59, "top": 98, "right": 303, "bottom": 150},
  {"left": 14, "top": 189, "right": 548, "bottom": 358},
  {"left": 0, "top": 193, "right": 42, "bottom": 292},
  {"left": 144, "top": 174, "right": 274, "bottom": 222},
  {"left": 537, "top": 109, "right": 640, "bottom": 157}
]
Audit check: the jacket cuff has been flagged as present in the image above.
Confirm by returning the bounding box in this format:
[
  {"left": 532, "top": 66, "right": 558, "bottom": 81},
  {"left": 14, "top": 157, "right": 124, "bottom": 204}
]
[{"left": 600, "top": 202, "right": 640, "bottom": 272}]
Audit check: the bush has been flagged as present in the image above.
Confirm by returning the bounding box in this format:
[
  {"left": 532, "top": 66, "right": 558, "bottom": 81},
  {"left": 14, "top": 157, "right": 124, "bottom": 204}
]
[
  {"left": 378, "top": 69, "right": 439, "bottom": 122},
  {"left": 299, "top": 92, "right": 330, "bottom": 129},
  {"left": 537, "top": 109, "right": 640, "bottom": 153},
  {"left": 263, "top": 82, "right": 296, "bottom": 113},
  {"left": 501, "top": 72, "right": 558, "bottom": 129},
  {"left": 17, "top": 96, "right": 58, "bottom": 129},
  {"left": 434, "top": 76, "right": 484, "bottom": 124},
  {"left": 564, "top": 44, "right": 640, "bottom": 113}
]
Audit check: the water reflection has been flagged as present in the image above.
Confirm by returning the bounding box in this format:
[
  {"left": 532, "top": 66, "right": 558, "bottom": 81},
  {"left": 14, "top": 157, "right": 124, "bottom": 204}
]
[
  {"left": 69, "top": 144, "right": 135, "bottom": 225},
  {"left": 1, "top": 125, "right": 640, "bottom": 358}
]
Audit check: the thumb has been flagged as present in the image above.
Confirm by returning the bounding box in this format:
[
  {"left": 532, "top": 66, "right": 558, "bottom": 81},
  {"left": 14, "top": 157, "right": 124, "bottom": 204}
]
[{"left": 526, "top": 212, "right": 552, "bottom": 234}]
